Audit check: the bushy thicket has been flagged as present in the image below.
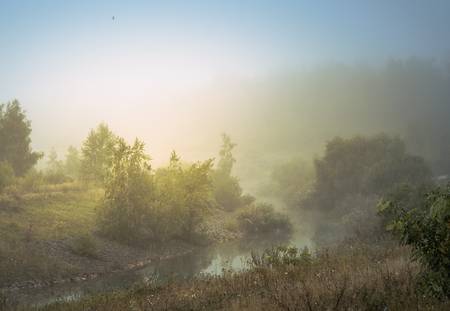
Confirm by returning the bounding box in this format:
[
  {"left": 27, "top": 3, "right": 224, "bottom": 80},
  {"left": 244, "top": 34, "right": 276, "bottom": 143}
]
[
  {"left": 98, "top": 139, "right": 214, "bottom": 244},
  {"left": 295, "top": 134, "right": 433, "bottom": 244},
  {"left": 379, "top": 184, "right": 450, "bottom": 298},
  {"left": 237, "top": 203, "right": 293, "bottom": 237}
]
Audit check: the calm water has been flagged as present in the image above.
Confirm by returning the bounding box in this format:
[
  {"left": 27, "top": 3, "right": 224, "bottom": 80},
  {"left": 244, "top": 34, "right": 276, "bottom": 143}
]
[{"left": 7, "top": 233, "right": 312, "bottom": 307}]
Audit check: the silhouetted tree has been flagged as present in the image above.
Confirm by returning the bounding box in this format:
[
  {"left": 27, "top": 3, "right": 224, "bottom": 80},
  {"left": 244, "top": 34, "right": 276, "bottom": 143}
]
[{"left": 0, "top": 100, "right": 42, "bottom": 176}]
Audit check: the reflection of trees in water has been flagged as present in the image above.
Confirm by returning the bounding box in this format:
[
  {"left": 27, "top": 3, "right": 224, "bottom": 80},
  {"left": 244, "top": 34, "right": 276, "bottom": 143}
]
[{"left": 151, "top": 247, "right": 216, "bottom": 280}]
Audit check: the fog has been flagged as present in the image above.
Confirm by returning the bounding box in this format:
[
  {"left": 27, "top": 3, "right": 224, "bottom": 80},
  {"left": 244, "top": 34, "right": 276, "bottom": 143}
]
[{"left": 1, "top": 2, "right": 450, "bottom": 308}]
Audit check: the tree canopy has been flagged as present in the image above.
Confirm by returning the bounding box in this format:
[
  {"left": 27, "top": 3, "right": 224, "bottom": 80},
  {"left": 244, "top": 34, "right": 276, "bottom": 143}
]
[{"left": 0, "top": 100, "right": 42, "bottom": 176}]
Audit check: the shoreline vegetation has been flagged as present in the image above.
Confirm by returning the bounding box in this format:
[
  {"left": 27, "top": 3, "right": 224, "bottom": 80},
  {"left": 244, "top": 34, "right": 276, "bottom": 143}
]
[{"left": 12, "top": 242, "right": 450, "bottom": 311}]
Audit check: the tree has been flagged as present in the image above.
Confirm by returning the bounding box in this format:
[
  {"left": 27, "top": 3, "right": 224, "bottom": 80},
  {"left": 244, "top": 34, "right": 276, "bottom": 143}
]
[
  {"left": 153, "top": 151, "right": 214, "bottom": 241},
  {"left": 64, "top": 146, "right": 81, "bottom": 179},
  {"left": 80, "top": 123, "right": 117, "bottom": 183},
  {"left": 44, "top": 148, "right": 70, "bottom": 184},
  {"left": 0, "top": 100, "right": 42, "bottom": 176},
  {"left": 212, "top": 134, "right": 243, "bottom": 210},
  {"left": 98, "top": 138, "right": 154, "bottom": 242},
  {"left": 311, "top": 134, "right": 432, "bottom": 212},
  {"left": 379, "top": 184, "right": 450, "bottom": 298}
]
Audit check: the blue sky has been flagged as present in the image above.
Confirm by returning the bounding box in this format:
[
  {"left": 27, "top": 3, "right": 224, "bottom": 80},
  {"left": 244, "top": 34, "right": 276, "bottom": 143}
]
[{"left": 0, "top": 0, "right": 449, "bottom": 158}]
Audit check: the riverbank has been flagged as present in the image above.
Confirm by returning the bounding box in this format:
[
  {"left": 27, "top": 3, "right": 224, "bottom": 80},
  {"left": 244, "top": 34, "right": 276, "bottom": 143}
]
[
  {"left": 0, "top": 185, "right": 241, "bottom": 303},
  {"left": 29, "top": 242, "right": 449, "bottom": 311}
]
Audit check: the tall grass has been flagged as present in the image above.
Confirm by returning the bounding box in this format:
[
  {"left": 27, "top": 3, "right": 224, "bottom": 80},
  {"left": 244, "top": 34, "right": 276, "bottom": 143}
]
[{"left": 29, "top": 242, "right": 449, "bottom": 310}]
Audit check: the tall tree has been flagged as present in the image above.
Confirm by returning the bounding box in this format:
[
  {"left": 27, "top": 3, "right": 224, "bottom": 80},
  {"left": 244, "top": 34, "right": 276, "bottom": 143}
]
[
  {"left": 212, "top": 134, "right": 242, "bottom": 210},
  {"left": 0, "top": 100, "right": 42, "bottom": 176},
  {"left": 80, "top": 123, "right": 117, "bottom": 183}
]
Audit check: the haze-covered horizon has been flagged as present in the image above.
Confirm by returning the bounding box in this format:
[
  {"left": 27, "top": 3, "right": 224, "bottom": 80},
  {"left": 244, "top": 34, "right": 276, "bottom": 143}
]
[{"left": 1, "top": 1, "right": 450, "bottom": 171}]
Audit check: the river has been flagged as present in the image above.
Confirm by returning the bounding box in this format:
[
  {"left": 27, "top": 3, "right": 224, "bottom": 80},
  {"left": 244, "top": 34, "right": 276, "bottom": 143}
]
[{"left": 7, "top": 233, "right": 312, "bottom": 308}]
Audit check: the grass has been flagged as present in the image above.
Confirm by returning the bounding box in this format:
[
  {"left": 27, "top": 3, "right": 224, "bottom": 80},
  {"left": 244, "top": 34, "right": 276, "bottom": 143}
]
[
  {"left": 18, "top": 242, "right": 447, "bottom": 311},
  {"left": 0, "top": 184, "right": 103, "bottom": 286}
]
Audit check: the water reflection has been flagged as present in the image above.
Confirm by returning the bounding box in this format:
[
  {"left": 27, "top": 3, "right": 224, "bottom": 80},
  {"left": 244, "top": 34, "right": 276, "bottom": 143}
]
[{"left": 9, "top": 233, "right": 310, "bottom": 307}]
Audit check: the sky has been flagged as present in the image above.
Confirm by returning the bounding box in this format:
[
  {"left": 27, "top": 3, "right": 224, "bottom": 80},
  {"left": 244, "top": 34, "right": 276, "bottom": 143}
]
[{"left": 1, "top": 0, "right": 450, "bottom": 165}]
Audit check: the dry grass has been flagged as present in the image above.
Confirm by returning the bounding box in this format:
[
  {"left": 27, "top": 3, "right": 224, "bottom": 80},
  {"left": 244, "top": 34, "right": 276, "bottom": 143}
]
[{"left": 31, "top": 243, "right": 449, "bottom": 311}]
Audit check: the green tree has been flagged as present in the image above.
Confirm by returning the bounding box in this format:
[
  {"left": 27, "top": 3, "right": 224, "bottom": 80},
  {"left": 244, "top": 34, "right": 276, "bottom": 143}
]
[
  {"left": 44, "top": 148, "right": 70, "bottom": 184},
  {"left": 80, "top": 123, "right": 117, "bottom": 183},
  {"left": 99, "top": 138, "right": 153, "bottom": 242},
  {"left": 153, "top": 151, "right": 213, "bottom": 241},
  {"left": 379, "top": 184, "right": 450, "bottom": 298},
  {"left": 212, "top": 134, "right": 243, "bottom": 210},
  {"left": 0, "top": 100, "right": 42, "bottom": 176},
  {"left": 311, "top": 134, "right": 431, "bottom": 212}
]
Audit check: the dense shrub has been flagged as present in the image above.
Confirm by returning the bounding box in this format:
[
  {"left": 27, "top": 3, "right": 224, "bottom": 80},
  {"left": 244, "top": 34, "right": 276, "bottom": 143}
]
[
  {"left": 98, "top": 138, "right": 155, "bottom": 242},
  {"left": 379, "top": 184, "right": 450, "bottom": 298},
  {"left": 70, "top": 234, "right": 98, "bottom": 258},
  {"left": 237, "top": 203, "right": 293, "bottom": 236}
]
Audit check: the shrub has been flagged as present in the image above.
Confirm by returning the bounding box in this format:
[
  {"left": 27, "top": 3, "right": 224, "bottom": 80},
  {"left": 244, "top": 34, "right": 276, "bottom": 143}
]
[
  {"left": 70, "top": 234, "right": 98, "bottom": 258},
  {"left": 237, "top": 203, "right": 293, "bottom": 236},
  {"left": 379, "top": 183, "right": 450, "bottom": 298},
  {"left": 16, "top": 169, "right": 44, "bottom": 192}
]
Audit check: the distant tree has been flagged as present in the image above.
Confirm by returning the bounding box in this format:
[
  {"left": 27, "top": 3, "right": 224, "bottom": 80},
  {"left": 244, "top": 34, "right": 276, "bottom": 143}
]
[
  {"left": 80, "top": 123, "right": 117, "bottom": 183},
  {"left": 212, "top": 134, "right": 243, "bottom": 210},
  {"left": 270, "top": 157, "right": 315, "bottom": 208},
  {"left": 0, "top": 100, "right": 42, "bottom": 176},
  {"left": 217, "top": 133, "right": 236, "bottom": 176},
  {"left": 44, "top": 148, "right": 71, "bottom": 184},
  {"left": 64, "top": 146, "right": 81, "bottom": 179},
  {"left": 311, "top": 134, "right": 432, "bottom": 212}
]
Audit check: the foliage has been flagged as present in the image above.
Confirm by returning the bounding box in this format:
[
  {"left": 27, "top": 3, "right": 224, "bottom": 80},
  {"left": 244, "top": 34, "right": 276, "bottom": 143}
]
[
  {"left": 98, "top": 138, "right": 153, "bottom": 242},
  {"left": 270, "top": 157, "right": 314, "bottom": 208},
  {"left": 98, "top": 140, "right": 214, "bottom": 244},
  {"left": 379, "top": 184, "right": 450, "bottom": 298},
  {"left": 237, "top": 203, "right": 293, "bottom": 236},
  {"left": 0, "top": 100, "right": 42, "bottom": 176},
  {"left": 311, "top": 134, "right": 432, "bottom": 212},
  {"left": 80, "top": 123, "right": 117, "bottom": 183},
  {"left": 212, "top": 134, "right": 243, "bottom": 210},
  {"left": 38, "top": 244, "right": 449, "bottom": 311},
  {"left": 44, "top": 149, "right": 72, "bottom": 184},
  {"left": 64, "top": 146, "right": 81, "bottom": 179},
  {"left": 0, "top": 161, "right": 15, "bottom": 192},
  {"left": 153, "top": 152, "right": 214, "bottom": 242}
]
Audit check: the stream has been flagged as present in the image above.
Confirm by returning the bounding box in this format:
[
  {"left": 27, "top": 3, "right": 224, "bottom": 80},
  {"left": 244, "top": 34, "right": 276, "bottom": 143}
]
[{"left": 7, "top": 233, "right": 312, "bottom": 308}]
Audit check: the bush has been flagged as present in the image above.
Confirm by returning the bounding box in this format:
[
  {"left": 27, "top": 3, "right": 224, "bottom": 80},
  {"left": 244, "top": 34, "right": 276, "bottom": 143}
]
[
  {"left": 70, "top": 234, "right": 98, "bottom": 258},
  {"left": 237, "top": 203, "right": 293, "bottom": 236},
  {"left": 379, "top": 183, "right": 450, "bottom": 298},
  {"left": 16, "top": 169, "right": 44, "bottom": 193},
  {"left": 0, "top": 161, "right": 14, "bottom": 192}
]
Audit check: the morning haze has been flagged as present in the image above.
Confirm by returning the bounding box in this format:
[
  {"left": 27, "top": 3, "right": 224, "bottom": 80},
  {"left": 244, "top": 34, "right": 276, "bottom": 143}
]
[{"left": 0, "top": 1, "right": 449, "bottom": 310}]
